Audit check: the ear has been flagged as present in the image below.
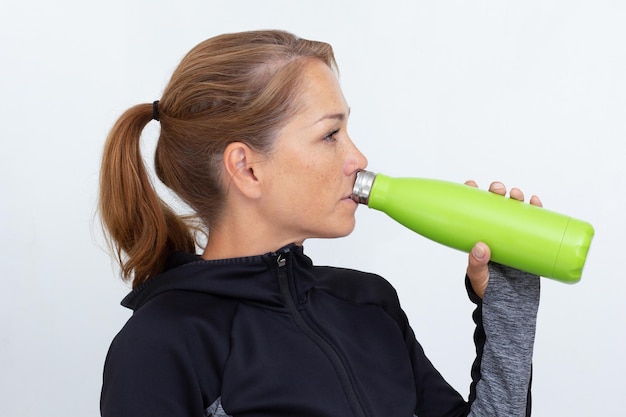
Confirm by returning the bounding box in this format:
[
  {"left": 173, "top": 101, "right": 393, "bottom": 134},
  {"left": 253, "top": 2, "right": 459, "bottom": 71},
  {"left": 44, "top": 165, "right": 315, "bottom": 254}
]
[{"left": 223, "top": 141, "right": 263, "bottom": 199}]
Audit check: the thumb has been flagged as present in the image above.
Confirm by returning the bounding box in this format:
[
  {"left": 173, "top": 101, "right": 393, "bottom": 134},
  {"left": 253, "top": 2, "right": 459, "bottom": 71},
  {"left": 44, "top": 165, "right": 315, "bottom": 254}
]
[{"left": 467, "top": 242, "right": 491, "bottom": 299}]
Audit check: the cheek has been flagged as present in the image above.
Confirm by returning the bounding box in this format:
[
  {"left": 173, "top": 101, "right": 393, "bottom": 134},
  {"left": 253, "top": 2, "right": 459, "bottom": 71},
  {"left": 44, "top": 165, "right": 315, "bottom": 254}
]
[{"left": 275, "top": 146, "right": 343, "bottom": 195}]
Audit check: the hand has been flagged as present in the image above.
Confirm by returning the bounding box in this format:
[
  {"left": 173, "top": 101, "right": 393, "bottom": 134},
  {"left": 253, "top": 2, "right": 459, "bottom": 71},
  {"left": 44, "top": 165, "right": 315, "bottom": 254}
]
[{"left": 463, "top": 181, "right": 543, "bottom": 298}]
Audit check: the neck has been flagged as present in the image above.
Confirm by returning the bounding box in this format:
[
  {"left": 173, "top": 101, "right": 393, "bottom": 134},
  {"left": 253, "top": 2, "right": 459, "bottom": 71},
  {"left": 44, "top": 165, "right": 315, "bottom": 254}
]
[{"left": 201, "top": 209, "right": 303, "bottom": 261}]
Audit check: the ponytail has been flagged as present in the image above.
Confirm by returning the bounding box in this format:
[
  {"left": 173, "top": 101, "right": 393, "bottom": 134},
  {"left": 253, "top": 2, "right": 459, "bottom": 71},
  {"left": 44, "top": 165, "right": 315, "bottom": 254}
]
[{"left": 99, "top": 103, "right": 195, "bottom": 288}]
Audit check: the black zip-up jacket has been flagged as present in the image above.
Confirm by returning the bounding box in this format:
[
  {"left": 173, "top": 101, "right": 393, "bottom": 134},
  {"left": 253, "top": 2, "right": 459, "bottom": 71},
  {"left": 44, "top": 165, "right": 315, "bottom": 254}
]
[{"left": 101, "top": 244, "right": 531, "bottom": 417}]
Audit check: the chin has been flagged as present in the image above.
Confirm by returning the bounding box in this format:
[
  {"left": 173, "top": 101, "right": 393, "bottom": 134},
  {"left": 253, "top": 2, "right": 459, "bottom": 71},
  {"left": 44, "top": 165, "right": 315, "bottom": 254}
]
[
  {"left": 309, "top": 217, "right": 356, "bottom": 240},
  {"left": 332, "top": 221, "right": 356, "bottom": 238}
]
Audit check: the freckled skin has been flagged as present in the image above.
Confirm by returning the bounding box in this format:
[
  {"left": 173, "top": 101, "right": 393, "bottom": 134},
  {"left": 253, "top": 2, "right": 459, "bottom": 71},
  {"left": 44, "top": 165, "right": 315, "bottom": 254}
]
[{"left": 257, "top": 60, "right": 368, "bottom": 244}]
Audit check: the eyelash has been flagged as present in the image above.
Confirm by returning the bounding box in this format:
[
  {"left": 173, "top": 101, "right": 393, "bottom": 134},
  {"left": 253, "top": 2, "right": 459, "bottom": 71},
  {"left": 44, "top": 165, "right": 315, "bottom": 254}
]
[{"left": 323, "top": 129, "right": 340, "bottom": 143}]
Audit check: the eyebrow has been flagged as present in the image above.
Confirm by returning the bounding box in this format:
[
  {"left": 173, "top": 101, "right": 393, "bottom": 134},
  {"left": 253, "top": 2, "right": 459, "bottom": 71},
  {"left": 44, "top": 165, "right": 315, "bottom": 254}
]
[{"left": 315, "top": 107, "right": 351, "bottom": 124}]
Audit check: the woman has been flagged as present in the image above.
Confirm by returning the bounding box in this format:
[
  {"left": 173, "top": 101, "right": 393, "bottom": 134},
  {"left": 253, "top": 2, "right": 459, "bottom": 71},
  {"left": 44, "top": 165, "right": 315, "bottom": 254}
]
[{"left": 99, "top": 30, "right": 541, "bottom": 417}]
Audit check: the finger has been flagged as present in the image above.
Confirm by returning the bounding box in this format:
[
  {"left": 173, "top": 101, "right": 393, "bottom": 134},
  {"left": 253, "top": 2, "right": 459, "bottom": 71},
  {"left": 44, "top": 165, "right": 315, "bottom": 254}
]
[
  {"left": 488, "top": 181, "right": 506, "bottom": 196},
  {"left": 509, "top": 187, "right": 525, "bottom": 202},
  {"left": 529, "top": 194, "right": 543, "bottom": 208},
  {"left": 466, "top": 242, "right": 491, "bottom": 299},
  {"left": 464, "top": 180, "right": 478, "bottom": 188}
]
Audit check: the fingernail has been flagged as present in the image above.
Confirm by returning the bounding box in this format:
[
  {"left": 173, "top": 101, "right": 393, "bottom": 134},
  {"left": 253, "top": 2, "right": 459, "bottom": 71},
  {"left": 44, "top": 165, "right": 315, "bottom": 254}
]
[
  {"left": 491, "top": 182, "right": 505, "bottom": 190},
  {"left": 472, "top": 245, "right": 486, "bottom": 259}
]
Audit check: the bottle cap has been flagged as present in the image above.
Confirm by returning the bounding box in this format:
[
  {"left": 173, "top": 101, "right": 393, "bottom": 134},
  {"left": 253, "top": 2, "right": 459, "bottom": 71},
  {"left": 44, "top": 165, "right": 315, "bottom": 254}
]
[{"left": 352, "top": 170, "right": 376, "bottom": 204}]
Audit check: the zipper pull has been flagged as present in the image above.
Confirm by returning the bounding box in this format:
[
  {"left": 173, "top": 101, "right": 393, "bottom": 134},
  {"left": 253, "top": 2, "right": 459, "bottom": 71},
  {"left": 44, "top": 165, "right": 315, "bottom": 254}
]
[
  {"left": 277, "top": 253, "right": 286, "bottom": 268},
  {"left": 275, "top": 246, "right": 290, "bottom": 268}
]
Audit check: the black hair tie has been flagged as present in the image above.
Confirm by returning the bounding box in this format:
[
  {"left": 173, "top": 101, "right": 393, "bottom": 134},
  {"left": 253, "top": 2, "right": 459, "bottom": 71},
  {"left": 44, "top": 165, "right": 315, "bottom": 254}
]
[{"left": 152, "top": 100, "right": 160, "bottom": 121}]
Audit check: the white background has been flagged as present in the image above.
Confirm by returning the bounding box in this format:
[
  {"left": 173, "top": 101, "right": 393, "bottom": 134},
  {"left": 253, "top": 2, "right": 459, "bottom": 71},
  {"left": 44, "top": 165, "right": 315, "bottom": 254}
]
[{"left": 1, "top": 1, "right": 624, "bottom": 415}]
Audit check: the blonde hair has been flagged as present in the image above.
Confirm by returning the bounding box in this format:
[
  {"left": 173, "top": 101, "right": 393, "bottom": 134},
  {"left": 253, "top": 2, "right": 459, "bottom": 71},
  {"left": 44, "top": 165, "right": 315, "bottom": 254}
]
[{"left": 99, "top": 30, "right": 337, "bottom": 287}]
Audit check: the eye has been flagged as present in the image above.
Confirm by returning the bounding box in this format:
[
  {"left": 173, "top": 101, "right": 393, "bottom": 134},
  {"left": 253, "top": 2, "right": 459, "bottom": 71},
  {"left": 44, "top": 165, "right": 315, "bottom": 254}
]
[{"left": 323, "top": 128, "right": 340, "bottom": 143}]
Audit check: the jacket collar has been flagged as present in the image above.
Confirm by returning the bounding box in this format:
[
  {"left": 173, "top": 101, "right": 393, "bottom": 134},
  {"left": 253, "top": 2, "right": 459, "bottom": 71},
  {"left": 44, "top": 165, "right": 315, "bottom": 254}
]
[{"left": 121, "top": 244, "right": 316, "bottom": 311}]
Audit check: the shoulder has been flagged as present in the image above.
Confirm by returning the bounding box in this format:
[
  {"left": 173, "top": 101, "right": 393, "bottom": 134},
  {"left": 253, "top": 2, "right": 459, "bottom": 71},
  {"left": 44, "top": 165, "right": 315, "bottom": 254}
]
[
  {"left": 311, "top": 266, "right": 413, "bottom": 338},
  {"left": 106, "top": 290, "right": 237, "bottom": 376},
  {"left": 312, "top": 266, "right": 401, "bottom": 311},
  {"left": 102, "top": 291, "right": 234, "bottom": 414},
  {"left": 116, "top": 289, "right": 236, "bottom": 344}
]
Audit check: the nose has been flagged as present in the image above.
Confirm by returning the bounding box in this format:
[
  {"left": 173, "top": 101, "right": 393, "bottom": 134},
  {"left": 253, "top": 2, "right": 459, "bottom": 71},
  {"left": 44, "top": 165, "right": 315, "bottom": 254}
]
[{"left": 344, "top": 136, "right": 368, "bottom": 175}]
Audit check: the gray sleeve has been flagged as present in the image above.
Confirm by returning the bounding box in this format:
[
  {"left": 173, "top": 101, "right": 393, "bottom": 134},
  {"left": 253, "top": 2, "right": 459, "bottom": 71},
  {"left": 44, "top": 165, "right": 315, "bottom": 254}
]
[{"left": 468, "top": 263, "right": 540, "bottom": 417}]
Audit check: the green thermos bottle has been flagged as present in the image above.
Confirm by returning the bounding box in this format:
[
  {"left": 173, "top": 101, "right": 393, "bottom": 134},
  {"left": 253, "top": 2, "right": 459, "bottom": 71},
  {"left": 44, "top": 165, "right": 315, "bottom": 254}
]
[{"left": 352, "top": 170, "right": 594, "bottom": 283}]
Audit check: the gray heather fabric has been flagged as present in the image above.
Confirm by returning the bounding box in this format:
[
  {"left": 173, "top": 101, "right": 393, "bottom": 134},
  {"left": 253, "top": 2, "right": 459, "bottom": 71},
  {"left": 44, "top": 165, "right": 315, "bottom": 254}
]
[
  {"left": 205, "top": 396, "right": 231, "bottom": 417},
  {"left": 468, "top": 264, "right": 541, "bottom": 417}
]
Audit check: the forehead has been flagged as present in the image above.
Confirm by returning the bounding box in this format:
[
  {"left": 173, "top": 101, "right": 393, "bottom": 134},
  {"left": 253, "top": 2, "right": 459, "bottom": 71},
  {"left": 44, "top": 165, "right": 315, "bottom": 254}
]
[{"left": 296, "top": 60, "right": 348, "bottom": 117}]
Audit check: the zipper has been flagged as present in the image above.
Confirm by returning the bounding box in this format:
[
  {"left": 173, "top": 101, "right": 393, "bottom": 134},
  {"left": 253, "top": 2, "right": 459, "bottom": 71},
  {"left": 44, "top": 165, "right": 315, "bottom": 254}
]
[{"left": 275, "top": 251, "right": 369, "bottom": 417}]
